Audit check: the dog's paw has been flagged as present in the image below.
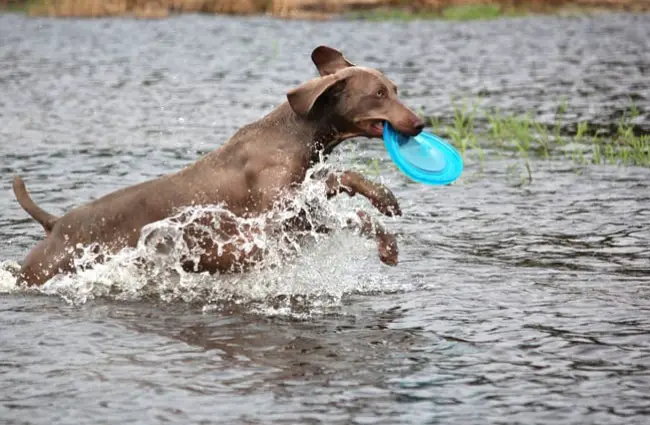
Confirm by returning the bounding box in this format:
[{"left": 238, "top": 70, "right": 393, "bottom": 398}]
[
  {"left": 370, "top": 184, "right": 402, "bottom": 217},
  {"left": 378, "top": 232, "right": 399, "bottom": 266}
]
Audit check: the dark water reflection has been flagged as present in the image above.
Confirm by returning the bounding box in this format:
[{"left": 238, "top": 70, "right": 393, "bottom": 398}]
[{"left": 1, "top": 12, "right": 650, "bottom": 425}]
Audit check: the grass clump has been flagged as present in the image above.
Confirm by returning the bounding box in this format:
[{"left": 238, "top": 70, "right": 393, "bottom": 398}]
[
  {"left": 425, "top": 99, "right": 649, "bottom": 173},
  {"left": 348, "top": 4, "right": 516, "bottom": 22},
  {"left": 0, "top": 0, "right": 36, "bottom": 12},
  {"left": 346, "top": 8, "right": 440, "bottom": 21}
]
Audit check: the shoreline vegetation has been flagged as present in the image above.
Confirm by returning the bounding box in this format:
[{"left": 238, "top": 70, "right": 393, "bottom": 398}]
[
  {"left": 429, "top": 100, "right": 650, "bottom": 169},
  {"left": 1, "top": 0, "right": 649, "bottom": 20}
]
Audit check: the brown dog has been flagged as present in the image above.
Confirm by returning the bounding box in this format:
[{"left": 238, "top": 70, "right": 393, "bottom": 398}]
[{"left": 12, "top": 46, "right": 424, "bottom": 286}]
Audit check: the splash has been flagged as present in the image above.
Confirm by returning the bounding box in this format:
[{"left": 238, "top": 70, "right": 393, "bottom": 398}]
[
  {"left": 0, "top": 260, "right": 22, "bottom": 294},
  {"left": 3, "top": 165, "right": 400, "bottom": 316}
]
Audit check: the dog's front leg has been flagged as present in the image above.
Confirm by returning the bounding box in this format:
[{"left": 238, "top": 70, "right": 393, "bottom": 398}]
[
  {"left": 345, "top": 210, "right": 398, "bottom": 266},
  {"left": 325, "top": 170, "right": 402, "bottom": 217}
]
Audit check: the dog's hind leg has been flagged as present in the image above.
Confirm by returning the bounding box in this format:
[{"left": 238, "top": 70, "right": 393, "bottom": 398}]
[{"left": 16, "top": 238, "right": 76, "bottom": 287}]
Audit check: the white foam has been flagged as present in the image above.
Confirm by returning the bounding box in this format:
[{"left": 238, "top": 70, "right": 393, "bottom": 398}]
[
  {"left": 8, "top": 165, "right": 402, "bottom": 316},
  {"left": 0, "top": 260, "right": 20, "bottom": 293}
]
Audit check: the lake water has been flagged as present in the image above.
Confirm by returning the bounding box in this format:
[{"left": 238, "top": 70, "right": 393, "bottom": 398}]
[{"left": 1, "top": 12, "right": 649, "bottom": 425}]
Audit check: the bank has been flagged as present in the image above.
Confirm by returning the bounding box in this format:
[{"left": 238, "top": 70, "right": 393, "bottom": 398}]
[{"left": 1, "top": 0, "right": 649, "bottom": 20}]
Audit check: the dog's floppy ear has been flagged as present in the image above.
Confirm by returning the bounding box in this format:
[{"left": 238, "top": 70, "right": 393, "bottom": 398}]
[
  {"left": 287, "top": 74, "right": 345, "bottom": 116},
  {"left": 311, "top": 45, "right": 355, "bottom": 76}
]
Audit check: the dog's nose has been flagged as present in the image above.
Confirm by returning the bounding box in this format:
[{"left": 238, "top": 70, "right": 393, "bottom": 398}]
[{"left": 412, "top": 118, "right": 425, "bottom": 134}]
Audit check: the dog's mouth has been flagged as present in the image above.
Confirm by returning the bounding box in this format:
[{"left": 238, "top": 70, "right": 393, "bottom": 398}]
[{"left": 360, "top": 120, "right": 385, "bottom": 138}]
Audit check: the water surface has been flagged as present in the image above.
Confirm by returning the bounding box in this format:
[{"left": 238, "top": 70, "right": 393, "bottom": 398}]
[{"left": 1, "top": 12, "right": 650, "bottom": 425}]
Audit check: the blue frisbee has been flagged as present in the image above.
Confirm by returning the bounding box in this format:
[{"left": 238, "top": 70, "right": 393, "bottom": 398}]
[{"left": 382, "top": 122, "right": 463, "bottom": 185}]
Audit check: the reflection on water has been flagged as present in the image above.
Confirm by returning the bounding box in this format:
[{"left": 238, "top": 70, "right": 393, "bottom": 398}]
[{"left": 1, "top": 12, "right": 650, "bottom": 425}]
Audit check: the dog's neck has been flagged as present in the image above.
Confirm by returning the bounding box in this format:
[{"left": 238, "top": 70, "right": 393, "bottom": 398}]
[{"left": 282, "top": 103, "right": 364, "bottom": 164}]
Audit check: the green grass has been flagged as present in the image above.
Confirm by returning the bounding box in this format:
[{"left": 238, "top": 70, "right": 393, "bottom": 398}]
[
  {"left": 347, "top": 4, "right": 526, "bottom": 22},
  {"left": 0, "top": 1, "right": 33, "bottom": 13},
  {"left": 430, "top": 100, "right": 650, "bottom": 170},
  {"left": 346, "top": 8, "right": 442, "bottom": 22}
]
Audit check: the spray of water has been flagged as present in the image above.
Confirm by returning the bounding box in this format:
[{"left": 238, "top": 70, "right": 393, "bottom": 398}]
[{"left": 1, "top": 164, "right": 401, "bottom": 317}]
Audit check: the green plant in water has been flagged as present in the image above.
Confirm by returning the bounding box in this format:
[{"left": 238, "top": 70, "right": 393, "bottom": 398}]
[
  {"left": 628, "top": 96, "right": 639, "bottom": 119},
  {"left": 576, "top": 121, "right": 589, "bottom": 139},
  {"left": 505, "top": 161, "right": 533, "bottom": 187},
  {"left": 445, "top": 100, "right": 477, "bottom": 156},
  {"left": 533, "top": 121, "right": 550, "bottom": 158},
  {"left": 556, "top": 97, "right": 568, "bottom": 115},
  {"left": 426, "top": 115, "right": 443, "bottom": 136},
  {"left": 464, "top": 99, "right": 646, "bottom": 169},
  {"left": 347, "top": 8, "right": 441, "bottom": 22},
  {"left": 592, "top": 143, "right": 602, "bottom": 165},
  {"left": 348, "top": 3, "right": 524, "bottom": 22}
]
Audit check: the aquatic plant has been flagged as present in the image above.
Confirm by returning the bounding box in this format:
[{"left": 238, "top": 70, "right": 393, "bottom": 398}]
[
  {"left": 346, "top": 8, "right": 442, "bottom": 22},
  {"left": 433, "top": 100, "right": 650, "bottom": 169},
  {"left": 347, "top": 4, "right": 519, "bottom": 22}
]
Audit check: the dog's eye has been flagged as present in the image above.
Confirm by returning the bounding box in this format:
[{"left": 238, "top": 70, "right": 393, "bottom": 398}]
[{"left": 376, "top": 89, "right": 385, "bottom": 98}]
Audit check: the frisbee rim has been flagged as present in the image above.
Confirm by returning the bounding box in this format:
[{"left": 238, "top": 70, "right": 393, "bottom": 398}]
[{"left": 382, "top": 122, "right": 463, "bottom": 185}]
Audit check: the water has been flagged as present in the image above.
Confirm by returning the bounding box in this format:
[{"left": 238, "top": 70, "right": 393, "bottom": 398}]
[{"left": 1, "top": 12, "right": 650, "bottom": 425}]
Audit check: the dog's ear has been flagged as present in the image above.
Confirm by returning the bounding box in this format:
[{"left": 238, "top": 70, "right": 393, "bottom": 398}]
[
  {"left": 311, "top": 46, "right": 355, "bottom": 76},
  {"left": 287, "top": 74, "right": 345, "bottom": 116}
]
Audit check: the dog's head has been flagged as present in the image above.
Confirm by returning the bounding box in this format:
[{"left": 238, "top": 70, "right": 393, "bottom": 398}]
[{"left": 287, "top": 45, "right": 424, "bottom": 141}]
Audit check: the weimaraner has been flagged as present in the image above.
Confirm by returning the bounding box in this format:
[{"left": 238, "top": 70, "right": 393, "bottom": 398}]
[{"left": 12, "top": 45, "right": 425, "bottom": 286}]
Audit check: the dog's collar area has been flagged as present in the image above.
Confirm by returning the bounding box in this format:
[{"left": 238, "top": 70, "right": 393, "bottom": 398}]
[
  {"left": 311, "top": 129, "right": 370, "bottom": 164},
  {"left": 311, "top": 125, "right": 344, "bottom": 156}
]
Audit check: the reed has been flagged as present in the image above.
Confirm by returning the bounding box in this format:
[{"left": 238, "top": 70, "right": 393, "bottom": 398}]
[{"left": 432, "top": 100, "right": 650, "bottom": 168}]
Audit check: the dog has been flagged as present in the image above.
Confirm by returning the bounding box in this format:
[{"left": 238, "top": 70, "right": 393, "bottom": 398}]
[{"left": 12, "top": 45, "right": 425, "bottom": 286}]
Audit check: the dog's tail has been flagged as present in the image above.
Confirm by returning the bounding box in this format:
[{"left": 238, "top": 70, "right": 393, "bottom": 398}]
[{"left": 12, "top": 175, "right": 58, "bottom": 234}]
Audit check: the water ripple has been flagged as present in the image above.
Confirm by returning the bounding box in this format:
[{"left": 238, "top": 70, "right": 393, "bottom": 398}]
[{"left": 1, "top": 11, "right": 650, "bottom": 425}]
